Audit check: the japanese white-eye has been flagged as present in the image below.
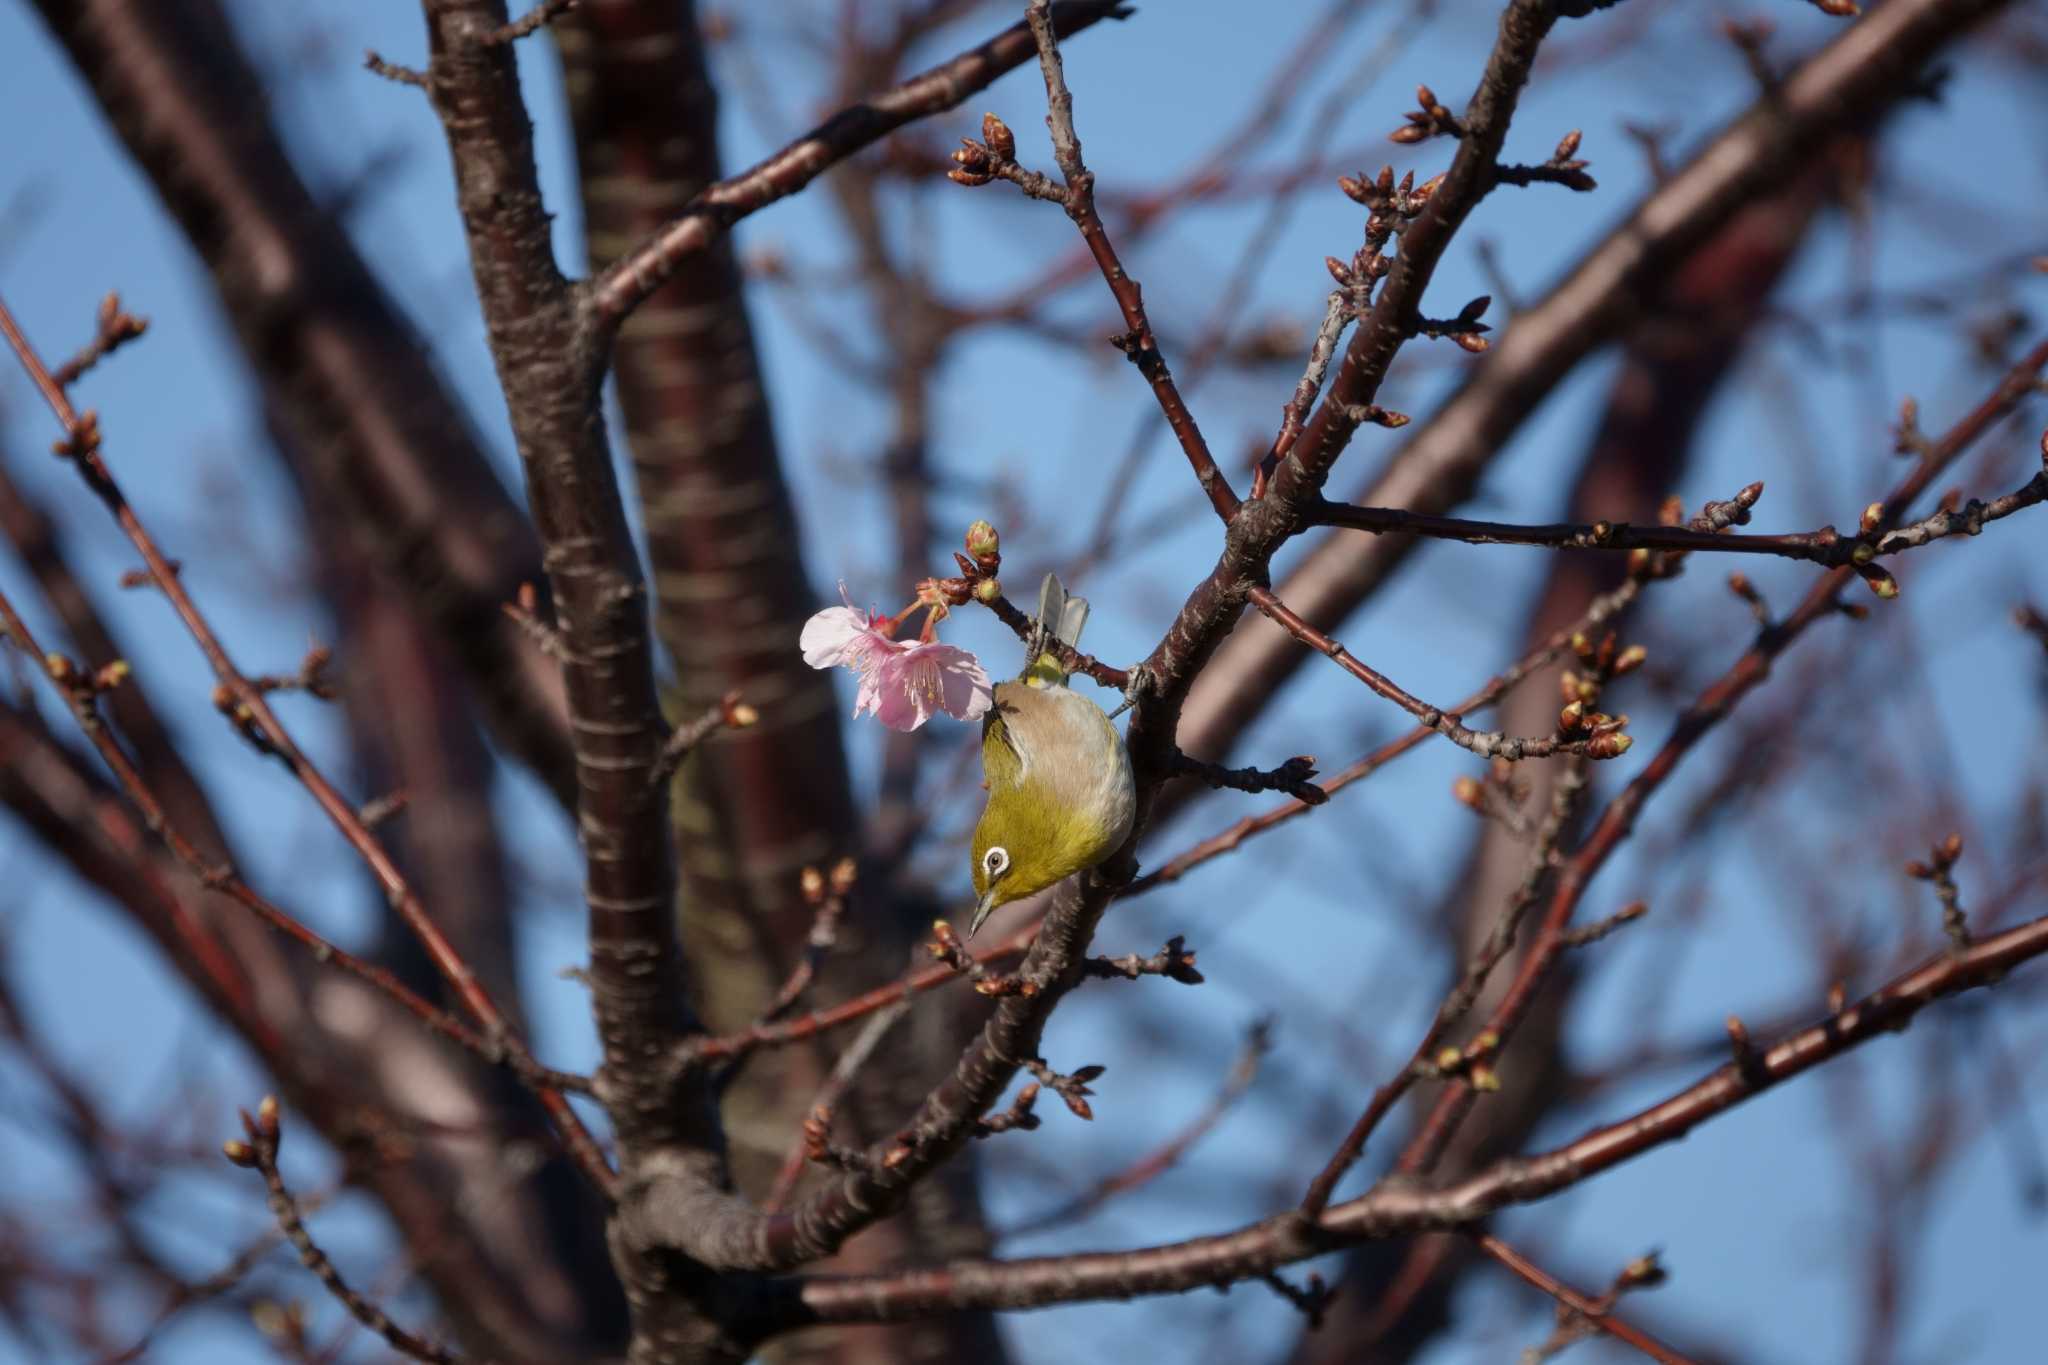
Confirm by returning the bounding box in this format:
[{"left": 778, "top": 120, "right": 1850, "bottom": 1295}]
[{"left": 968, "top": 573, "right": 1136, "bottom": 936}]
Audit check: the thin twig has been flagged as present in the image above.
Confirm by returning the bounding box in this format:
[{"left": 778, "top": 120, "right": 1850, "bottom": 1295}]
[
  {"left": 1006, "top": 1020, "right": 1269, "bottom": 1234},
  {"left": 1310, "top": 463, "right": 2048, "bottom": 570},
  {"left": 762, "top": 999, "right": 913, "bottom": 1213},
  {"left": 1020, "top": 0, "right": 1240, "bottom": 522},
  {"left": 1250, "top": 586, "right": 1634, "bottom": 762},
  {"left": 225, "top": 1100, "right": 462, "bottom": 1364},
  {"left": 486, "top": 0, "right": 578, "bottom": 44},
  {"left": 0, "top": 292, "right": 613, "bottom": 1192},
  {"left": 650, "top": 689, "right": 758, "bottom": 785},
  {"left": 1126, "top": 581, "right": 1639, "bottom": 897},
  {"left": 1474, "top": 1234, "right": 1690, "bottom": 1365},
  {"left": 50, "top": 292, "right": 147, "bottom": 388}
]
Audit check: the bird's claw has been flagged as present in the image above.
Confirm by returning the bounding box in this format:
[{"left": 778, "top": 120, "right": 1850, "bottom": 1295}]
[{"left": 1106, "top": 663, "right": 1153, "bottom": 720}]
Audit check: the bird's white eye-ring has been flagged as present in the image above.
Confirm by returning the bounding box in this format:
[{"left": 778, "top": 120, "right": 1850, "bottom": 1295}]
[{"left": 983, "top": 847, "right": 1010, "bottom": 879}]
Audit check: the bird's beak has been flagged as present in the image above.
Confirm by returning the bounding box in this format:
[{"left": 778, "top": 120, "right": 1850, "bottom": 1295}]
[{"left": 967, "top": 889, "right": 999, "bottom": 939}]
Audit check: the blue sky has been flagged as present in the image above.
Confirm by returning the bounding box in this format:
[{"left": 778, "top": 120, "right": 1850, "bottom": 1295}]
[{"left": 2, "top": 2, "right": 2045, "bottom": 1361}]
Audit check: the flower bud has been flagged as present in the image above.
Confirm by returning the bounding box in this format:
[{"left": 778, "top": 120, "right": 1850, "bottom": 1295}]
[
  {"left": 1611, "top": 643, "right": 1648, "bottom": 676},
  {"left": 1859, "top": 501, "right": 1885, "bottom": 534},
  {"left": 222, "top": 1139, "right": 257, "bottom": 1167},
  {"left": 973, "top": 577, "right": 1001, "bottom": 604},
  {"left": 1553, "top": 129, "right": 1583, "bottom": 161},
  {"left": 1586, "top": 732, "right": 1633, "bottom": 760},
  {"left": 964, "top": 519, "right": 1000, "bottom": 566},
  {"left": 981, "top": 112, "right": 1016, "bottom": 160},
  {"left": 1451, "top": 775, "right": 1484, "bottom": 809},
  {"left": 1856, "top": 563, "right": 1900, "bottom": 599}
]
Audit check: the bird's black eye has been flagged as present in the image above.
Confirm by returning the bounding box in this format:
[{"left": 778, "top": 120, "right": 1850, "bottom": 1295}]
[{"left": 983, "top": 846, "right": 1010, "bottom": 879}]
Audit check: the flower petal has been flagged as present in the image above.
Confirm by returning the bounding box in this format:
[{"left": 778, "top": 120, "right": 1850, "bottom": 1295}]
[
  {"left": 800, "top": 605, "right": 869, "bottom": 669},
  {"left": 866, "top": 655, "right": 928, "bottom": 731},
  {"left": 933, "top": 647, "right": 993, "bottom": 721}
]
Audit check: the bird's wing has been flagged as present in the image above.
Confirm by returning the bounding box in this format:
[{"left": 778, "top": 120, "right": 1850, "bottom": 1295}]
[{"left": 982, "top": 684, "right": 1028, "bottom": 783}]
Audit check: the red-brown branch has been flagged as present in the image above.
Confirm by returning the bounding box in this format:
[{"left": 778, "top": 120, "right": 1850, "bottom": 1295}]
[
  {"left": 588, "top": 0, "right": 1132, "bottom": 324},
  {"left": 0, "top": 293, "right": 613, "bottom": 1192}
]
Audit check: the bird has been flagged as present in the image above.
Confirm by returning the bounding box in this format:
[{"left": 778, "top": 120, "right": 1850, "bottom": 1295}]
[{"left": 967, "top": 573, "right": 1136, "bottom": 937}]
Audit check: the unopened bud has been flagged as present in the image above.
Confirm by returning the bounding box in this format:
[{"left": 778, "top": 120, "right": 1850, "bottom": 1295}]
[
  {"left": 1469, "top": 1063, "right": 1501, "bottom": 1092},
  {"left": 1388, "top": 124, "right": 1429, "bottom": 144},
  {"left": 1553, "top": 129, "right": 1583, "bottom": 161},
  {"left": 1859, "top": 502, "right": 1885, "bottom": 534},
  {"left": 801, "top": 866, "right": 827, "bottom": 902},
  {"left": 1938, "top": 832, "right": 1963, "bottom": 864},
  {"left": 981, "top": 112, "right": 1016, "bottom": 161},
  {"left": 1415, "top": 83, "right": 1436, "bottom": 109},
  {"left": 973, "top": 577, "right": 1001, "bottom": 603},
  {"left": 1452, "top": 332, "right": 1490, "bottom": 354},
  {"left": 1658, "top": 495, "right": 1685, "bottom": 527},
  {"left": 1611, "top": 644, "right": 1647, "bottom": 676},
  {"left": 222, "top": 1139, "right": 257, "bottom": 1167},
  {"left": 964, "top": 519, "right": 1000, "bottom": 565},
  {"left": 1325, "top": 255, "right": 1351, "bottom": 285},
  {"left": 1559, "top": 699, "right": 1585, "bottom": 732},
  {"left": 1452, "top": 775, "right": 1484, "bottom": 809},
  {"left": 257, "top": 1095, "right": 280, "bottom": 1139},
  {"left": 1586, "top": 732, "right": 1633, "bottom": 760},
  {"left": 1857, "top": 563, "right": 1899, "bottom": 599}
]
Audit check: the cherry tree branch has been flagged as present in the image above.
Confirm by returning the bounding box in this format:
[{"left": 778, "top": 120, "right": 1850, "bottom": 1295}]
[
  {"left": 780, "top": 904, "right": 2048, "bottom": 1321},
  {"left": 1173, "top": 0, "right": 2013, "bottom": 770},
  {"left": 0, "top": 293, "right": 613, "bottom": 1189},
  {"left": 1309, "top": 471, "right": 2048, "bottom": 567},
  {"left": 587, "top": 0, "right": 1133, "bottom": 326}
]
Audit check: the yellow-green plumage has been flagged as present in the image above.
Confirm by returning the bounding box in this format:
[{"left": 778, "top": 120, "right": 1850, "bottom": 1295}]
[{"left": 968, "top": 576, "right": 1135, "bottom": 936}]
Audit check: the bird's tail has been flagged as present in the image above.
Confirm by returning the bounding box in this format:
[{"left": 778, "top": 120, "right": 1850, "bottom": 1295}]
[{"left": 1024, "top": 572, "right": 1089, "bottom": 683}]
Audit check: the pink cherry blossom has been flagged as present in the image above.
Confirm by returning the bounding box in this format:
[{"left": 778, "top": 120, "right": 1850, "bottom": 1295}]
[{"left": 800, "top": 585, "right": 992, "bottom": 731}]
